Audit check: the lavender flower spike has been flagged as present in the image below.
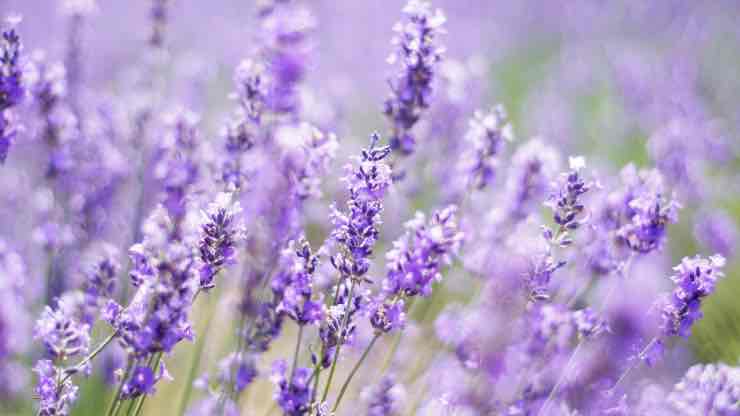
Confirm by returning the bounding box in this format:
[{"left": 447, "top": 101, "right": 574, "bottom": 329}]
[
  {"left": 383, "top": 205, "right": 463, "bottom": 298},
  {"left": 663, "top": 363, "right": 740, "bottom": 414},
  {"left": 197, "top": 192, "right": 244, "bottom": 290},
  {"left": 661, "top": 254, "right": 726, "bottom": 338},
  {"left": 543, "top": 156, "right": 593, "bottom": 248},
  {"left": 0, "top": 15, "right": 25, "bottom": 163},
  {"left": 459, "top": 105, "right": 514, "bottom": 190},
  {"left": 34, "top": 360, "right": 79, "bottom": 416},
  {"left": 329, "top": 133, "right": 392, "bottom": 279},
  {"left": 384, "top": 0, "right": 446, "bottom": 155}
]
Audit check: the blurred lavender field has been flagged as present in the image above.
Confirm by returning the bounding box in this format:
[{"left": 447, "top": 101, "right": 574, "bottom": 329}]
[{"left": 2, "top": 1, "right": 740, "bottom": 415}]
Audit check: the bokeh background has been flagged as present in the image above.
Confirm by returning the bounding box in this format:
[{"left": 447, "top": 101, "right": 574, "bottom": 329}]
[{"left": 2, "top": 1, "right": 740, "bottom": 415}]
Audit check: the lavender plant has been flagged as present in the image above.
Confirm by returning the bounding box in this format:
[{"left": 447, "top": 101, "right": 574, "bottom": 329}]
[{"left": 0, "top": 1, "right": 738, "bottom": 416}]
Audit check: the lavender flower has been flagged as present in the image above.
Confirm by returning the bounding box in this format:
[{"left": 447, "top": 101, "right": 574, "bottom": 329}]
[
  {"left": 329, "top": 133, "right": 392, "bottom": 279},
  {"left": 150, "top": 0, "right": 169, "bottom": 48},
  {"left": 80, "top": 243, "right": 120, "bottom": 324},
  {"left": 34, "top": 297, "right": 90, "bottom": 361},
  {"left": 0, "top": 16, "right": 25, "bottom": 163},
  {"left": 661, "top": 255, "right": 725, "bottom": 338},
  {"left": 362, "top": 376, "right": 405, "bottom": 416},
  {"left": 384, "top": 0, "right": 446, "bottom": 155},
  {"left": 694, "top": 211, "right": 738, "bottom": 258},
  {"left": 542, "top": 156, "right": 593, "bottom": 248},
  {"left": 259, "top": 2, "right": 316, "bottom": 117},
  {"left": 664, "top": 363, "right": 740, "bottom": 414},
  {"left": 0, "top": 239, "right": 29, "bottom": 399},
  {"left": 458, "top": 105, "right": 514, "bottom": 190},
  {"left": 382, "top": 205, "right": 463, "bottom": 298},
  {"left": 34, "top": 360, "right": 78, "bottom": 416},
  {"left": 154, "top": 110, "right": 201, "bottom": 230},
  {"left": 613, "top": 165, "right": 681, "bottom": 254},
  {"left": 270, "top": 359, "right": 313, "bottom": 416},
  {"left": 197, "top": 192, "right": 243, "bottom": 290},
  {"left": 121, "top": 365, "right": 156, "bottom": 399},
  {"left": 218, "top": 352, "right": 258, "bottom": 393},
  {"left": 504, "top": 138, "right": 561, "bottom": 220},
  {"left": 272, "top": 238, "right": 324, "bottom": 326}
]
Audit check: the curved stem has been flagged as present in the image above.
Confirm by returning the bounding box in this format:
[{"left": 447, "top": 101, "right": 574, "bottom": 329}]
[
  {"left": 320, "top": 279, "right": 356, "bottom": 403},
  {"left": 332, "top": 333, "right": 381, "bottom": 413},
  {"left": 63, "top": 329, "right": 119, "bottom": 382}
]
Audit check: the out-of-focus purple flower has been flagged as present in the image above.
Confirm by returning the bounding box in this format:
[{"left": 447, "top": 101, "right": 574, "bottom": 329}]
[
  {"left": 694, "top": 211, "right": 738, "bottom": 259},
  {"left": 0, "top": 16, "right": 25, "bottom": 164},
  {"left": 663, "top": 363, "right": 740, "bottom": 414},
  {"left": 384, "top": 0, "right": 446, "bottom": 155},
  {"left": 81, "top": 243, "right": 119, "bottom": 324},
  {"left": 458, "top": 105, "right": 514, "bottom": 190},
  {"left": 150, "top": 0, "right": 169, "bottom": 48},
  {"left": 260, "top": 2, "right": 316, "bottom": 117},
  {"left": 329, "top": 133, "right": 392, "bottom": 279},
  {"left": 218, "top": 352, "right": 257, "bottom": 393},
  {"left": 34, "top": 359, "right": 78, "bottom": 416},
  {"left": 270, "top": 359, "right": 313, "bottom": 416},
  {"left": 272, "top": 238, "right": 324, "bottom": 326},
  {"left": 383, "top": 205, "right": 463, "bottom": 297},
  {"left": 504, "top": 138, "right": 561, "bottom": 220},
  {"left": 34, "top": 297, "right": 90, "bottom": 361},
  {"left": 121, "top": 365, "right": 156, "bottom": 399},
  {"left": 154, "top": 109, "right": 201, "bottom": 230},
  {"left": 197, "top": 192, "right": 243, "bottom": 290},
  {"left": 660, "top": 255, "right": 725, "bottom": 338},
  {"left": 186, "top": 394, "right": 240, "bottom": 416},
  {"left": 362, "top": 376, "right": 406, "bottom": 416},
  {"left": 0, "top": 239, "right": 30, "bottom": 399}
]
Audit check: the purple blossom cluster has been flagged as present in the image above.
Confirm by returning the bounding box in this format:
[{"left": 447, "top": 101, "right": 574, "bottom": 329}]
[
  {"left": 0, "top": 1, "right": 738, "bottom": 416},
  {"left": 0, "top": 17, "right": 24, "bottom": 163}
]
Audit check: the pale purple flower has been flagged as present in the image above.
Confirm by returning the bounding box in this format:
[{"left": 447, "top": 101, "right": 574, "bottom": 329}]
[
  {"left": 34, "top": 360, "right": 78, "bottom": 416},
  {"left": 664, "top": 363, "right": 740, "bottom": 415},
  {"left": 0, "top": 17, "right": 25, "bottom": 164},
  {"left": 197, "top": 192, "right": 243, "bottom": 290},
  {"left": 384, "top": 0, "right": 446, "bottom": 155},
  {"left": 660, "top": 255, "right": 725, "bottom": 338},
  {"left": 458, "top": 105, "right": 514, "bottom": 190},
  {"left": 383, "top": 205, "right": 463, "bottom": 297},
  {"left": 271, "top": 359, "right": 313, "bottom": 416}
]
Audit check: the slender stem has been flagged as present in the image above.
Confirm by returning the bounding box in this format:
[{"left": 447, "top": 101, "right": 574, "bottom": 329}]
[
  {"left": 132, "top": 352, "right": 163, "bottom": 416},
  {"left": 608, "top": 337, "right": 659, "bottom": 394},
  {"left": 107, "top": 358, "right": 134, "bottom": 416},
  {"left": 63, "top": 329, "right": 119, "bottom": 382},
  {"left": 332, "top": 333, "right": 381, "bottom": 413},
  {"left": 537, "top": 254, "right": 635, "bottom": 416},
  {"left": 290, "top": 324, "right": 305, "bottom": 382},
  {"left": 177, "top": 290, "right": 219, "bottom": 416},
  {"left": 320, "top": 279, "right": 356, "bottom": 403}
]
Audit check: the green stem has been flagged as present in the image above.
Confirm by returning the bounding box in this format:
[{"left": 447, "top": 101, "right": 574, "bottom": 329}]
[
  {"left": 290, "top": 325, "right": 304, "bottom": 382},
  {"left": 320, "top": 279, "right": 356, "bottom": 403},
  {"left": 177, "top": 287, "right": 220, "bottom": 416},
  {"left": 63, "top": 329, "right": 119, "bottom": 382},
  {"left": 132, "top": 352, "right": 163, "bottom": 416},
  {"left": 107, "top": 358, "right": 134, "bottom": 416},
  {"left": 332, "top": 333, "right": 381, "bottom": 413}
]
